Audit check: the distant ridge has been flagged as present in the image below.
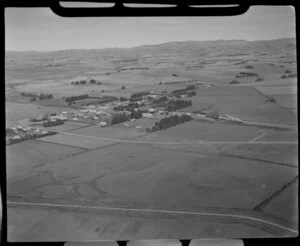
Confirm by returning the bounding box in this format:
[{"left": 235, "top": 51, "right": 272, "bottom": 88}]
[{"left": 6, "top": 37, "right": 296, "bottom": 53}]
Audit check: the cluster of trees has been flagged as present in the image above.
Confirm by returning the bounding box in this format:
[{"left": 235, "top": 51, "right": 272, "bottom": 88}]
[
  {"left": 166, "top": 99, "right": 192, "bottom": 111},
  {"left": 129, "top": 91, "right": 150, "bottom": 102},
  {"left": 266, "top": 96, "right": 276, "bottom": 103},
  {"left": 152, "top": 95, "right": 168, "bottom": 104},
  {"left": 113, "top": 102, "right": 139, "bottom": 111},
  {"left": 110, "top": 112, "right": 130, "bottom": 125},
  {"left": 71, "top": 80, "right": 87, "bottom": 85},
  {"left": 43, "top": 119, "right": 64, "bottom": 127},
  {"left": 147, "top": 114, "right": 193, "bottom": 132},
  {"left": 65, "top": 94, "right": 89, "bottom": 104},
  {"left": 230, "top": 80, "right": 240, "bottom": 84},
  {"left": 71, "top": 79, "right": 101, "bottom": 85},
  {"left": 38, "top": 93, "right": 54, "bottom": 100},
  {"left": 235, "top": 72, "right": 259, "bottom": 78},
  {"left": 21, "top": 92, "right": 54, "bottom": 101},
  {"left": 119, "top": 96, "right": 128, "bottom": 102},
  {"left": 130, "top": 109, "right": 143, "bottom": 119},
  {"left": 6, "top": 131, "right": 56, "bottom": 145},
  {"left": 255, "top": 77, "right": 264, "bottom": 82},
  {"left": 171, "top": 85, "right": 197, "bottom": 97},
  {"left": 281, "top": 73, "right": 297, "bottom": 79}
]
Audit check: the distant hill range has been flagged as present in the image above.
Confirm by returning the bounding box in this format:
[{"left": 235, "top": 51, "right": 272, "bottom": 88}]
[{"left": 6, "top": 37, "right": 296, "bottom": 60}]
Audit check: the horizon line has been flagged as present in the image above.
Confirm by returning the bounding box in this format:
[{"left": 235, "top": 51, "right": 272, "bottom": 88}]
[{"left": 6, "top": 36, "right": 296, "bottom": 53}]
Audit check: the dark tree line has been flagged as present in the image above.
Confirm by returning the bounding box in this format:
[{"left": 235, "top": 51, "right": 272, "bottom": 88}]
[
  {"left": 235, "top": 72, "right": 259, "bottom": 78},
  {"left": 6, "top": 131, "right": 56, "bottom": 145},
  {"left": 171, "top": 85, "right": 197, "bottom": 97},
  {"left": 21, "top": 92, "right": 53, "bottom": 100},
  {"left": 43, "top": 119, "right": 64, "bottom": 127},
  {"left": 281, "top": 73, "right": 297, "bottom": 79},
  {"left": 130, "top": 110, "right": 143, "bottom": 119},
  {"left": 65, "top": 94, "right": 89, "bottom": 104},
  {"left": 110, "top": 112, "right": 130, "bottom": 125},
  {"left": 129, "top": 91, "right": 150, "bottom": 102},
  {"left": 148, "top": 114, "right": 193, "bottom": 132},
  {"left": 166, "top": 99, "right": 192, "bottom": 111},
  {"left": 71, "top": 79, "right": 101, "bottom": 85}
]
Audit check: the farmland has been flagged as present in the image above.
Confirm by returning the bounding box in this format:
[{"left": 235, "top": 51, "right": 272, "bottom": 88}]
[{"left": 6, "top": 38, "right": 298, "bottom": 240}]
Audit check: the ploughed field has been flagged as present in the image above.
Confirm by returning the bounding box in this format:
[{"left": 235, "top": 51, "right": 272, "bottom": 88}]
[{"left": 6, "top": 39, "right": 298, "bottom": 240}]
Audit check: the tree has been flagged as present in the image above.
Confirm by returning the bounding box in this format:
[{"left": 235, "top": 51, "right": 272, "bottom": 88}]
[
  {"left": 230, "top": 80, "right": 240, "bottom": 84},
  {"left": 159, "top": 81, "right": 162, "bottom": 85},
  {"left": 121, "top": 85, "right": 126, "bottom": 90},
  {"left": 266, "top": 97, "right": 276, "bottom": 103},
  {"left": 255, "top": 77, "right": 264, "bottom": 82},
  {"left": 281, "top": 74, "right": 287, "bottom": 79},
  {"left": 101, "top": 89, "right": 105, "bottom": 93},
  {"left": 90, "top": 79, "right": 96, "bottom": 84}
]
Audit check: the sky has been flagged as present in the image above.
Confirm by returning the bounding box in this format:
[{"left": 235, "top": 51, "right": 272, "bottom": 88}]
[{"left": 5, "top": 5, "right": 296, "bottom": 51}]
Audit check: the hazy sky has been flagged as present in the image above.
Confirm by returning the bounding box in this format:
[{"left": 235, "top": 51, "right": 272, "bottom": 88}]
[{"left": 5, "top": 5, "right": 295, "bottom": 51}]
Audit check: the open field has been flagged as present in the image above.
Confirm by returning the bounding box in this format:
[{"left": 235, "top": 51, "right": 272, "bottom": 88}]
[
  {"left": 138, "top": 121, "right": 261, "bottom": 142},
  {"left": 38, "top": 123, "right": 84, "bottom": 132},
  {"left": 71, "top": 124, "right": 148, "bottom": 139},
  {"left": 7, "top": 143, "right": 296, "bottom": 211},
  {"left": 182, "top": 88, "right": 297, "bottom": 125},
  {"left": 8, "top": 206, "right": 276, "bottom": 241},
  {"left": 6, "top": 140, "right": 85, "bottom": 179},
  {"left": 38, "top": 134, "right": 116, "bottom": 150},
  {"left": 220, "top": 129, "right": 298, "bottom": 167}
]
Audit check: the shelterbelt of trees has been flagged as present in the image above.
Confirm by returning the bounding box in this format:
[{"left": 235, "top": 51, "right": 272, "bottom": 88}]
[
  {"left": 166, "top": 99, "right": 192, "bottom": 111},
  {"left": 21, "top": 92, "right": 54, "bottom": 101},
  {"left": 71, "top": 79, "right": 102, "bottom": 85},
  {"left": 147, "top": 114, "right": 193, "bottom": 132}
]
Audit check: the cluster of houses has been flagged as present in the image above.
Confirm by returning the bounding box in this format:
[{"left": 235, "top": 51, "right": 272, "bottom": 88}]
[{"left": 6, "top": 126, "right": 55, "bottom": 145}]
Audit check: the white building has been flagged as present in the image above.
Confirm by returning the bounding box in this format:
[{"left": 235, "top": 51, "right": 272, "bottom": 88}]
[{"left": 142, "top": 113, "right": 154, "bottom": 118}]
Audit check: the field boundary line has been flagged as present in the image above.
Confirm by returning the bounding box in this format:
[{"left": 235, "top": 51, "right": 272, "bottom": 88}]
[
  {"left": 219, "top": 152, "right": 298, "bottom": 169},
  {"left": 35, "top": 139, "right": 89, "bottom": 151},
  {"left": 254, "top": 176, "right": 298, "bottom": 211},
  {"left": 7, "top": 201, "right": 298, "bottom": 234},
  {"left": 251, "top": 86, "right": 298, "bottom": 114}
]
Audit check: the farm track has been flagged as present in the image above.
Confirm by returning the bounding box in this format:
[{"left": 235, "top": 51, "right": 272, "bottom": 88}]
[{"left": 7, "top": 200, "right": 298, "bottom": 235}]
